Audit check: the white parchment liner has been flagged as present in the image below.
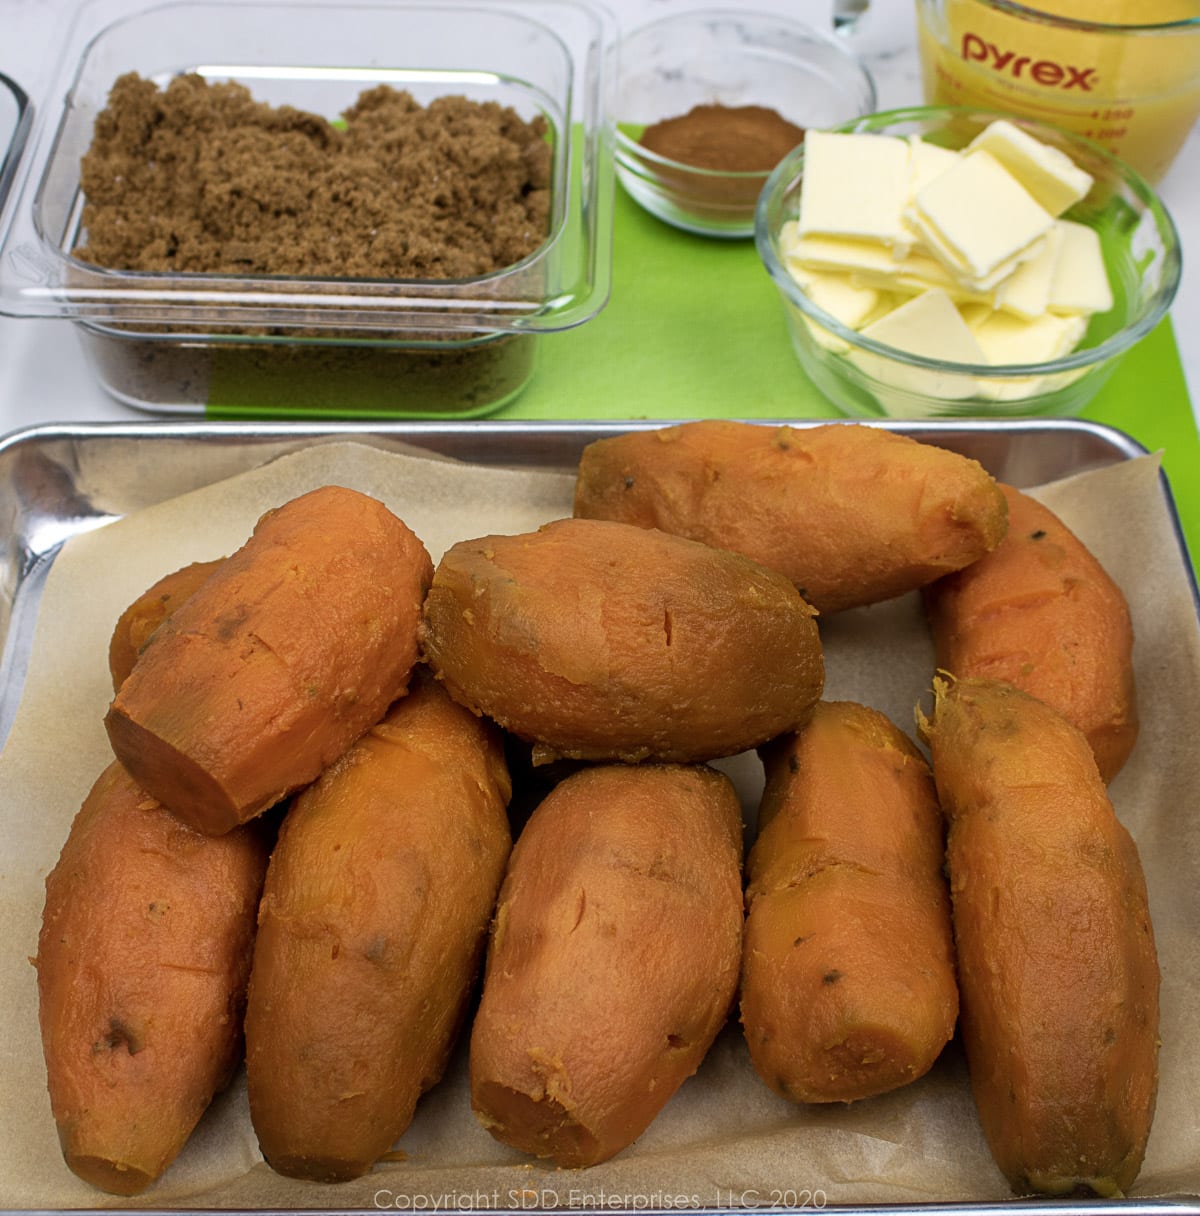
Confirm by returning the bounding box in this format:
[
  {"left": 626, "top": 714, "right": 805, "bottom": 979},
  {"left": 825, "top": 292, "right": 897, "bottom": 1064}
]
[{"left": 0, "top": 440, "right": 1196, "bottom": 1210}]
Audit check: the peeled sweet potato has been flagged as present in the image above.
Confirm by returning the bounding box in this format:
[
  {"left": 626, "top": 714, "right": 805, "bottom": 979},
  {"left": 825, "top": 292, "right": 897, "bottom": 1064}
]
[
  {"left": 743, "top": 701, "right": 958, "bottom": 1103},
  {"left": 34, "top": 762, "right": 269, "bottom": 1196},
  {"left": 921, "top": 676, "right": 1159, "bottom": 1197},
  {"left": 572, "top": 420, "right": 1008, "bottom": 613},
  {"left": 105, "top": 485, "right": 433, "bottom": 834},
  {"left": 470, "top": 763, "right": 744, "bottom": 1167},
  {"left": 923, "top": 483, "right": 1137, "bottom": 782},
  {"left": 108, "top": 558, "right": 224, "bottom": 690},
  {"left": 421, "top": 516, "right": 823, "bottom": 763},
  {"left": 245, "top": 675, "right": 512, "bottom": 1182}
]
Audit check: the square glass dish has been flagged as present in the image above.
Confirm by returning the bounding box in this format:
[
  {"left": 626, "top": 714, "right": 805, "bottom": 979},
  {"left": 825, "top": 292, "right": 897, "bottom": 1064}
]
[{"left": 0, "top": 0, "right": 617, "bottom": 418}]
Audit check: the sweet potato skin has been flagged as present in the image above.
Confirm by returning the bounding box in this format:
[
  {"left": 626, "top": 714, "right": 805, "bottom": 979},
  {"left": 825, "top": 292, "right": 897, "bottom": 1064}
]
[
  {"left": 921, "top": 677, "right": 1159, "bottom": 1197},
  {"left": 105, "top": 486, "right": 434, "bottom": 834},
  {"left": 421, "top": 516, "right": 823, "bottom": 763},
  {"left": 572, "top": 420, "right": 1008, "bottom": 614},
  {"left": 923, "top": 483, "right": 1137, "bottom": 782},
  {"left": 470, "top": 763, "right": 744, "bottom": 1167},
  {"left": 108, "top": 559, "right": 224, "bottom": 690},
  {"left": 245, "top": 675, "right": 512, "bottom": 1183},
  {"left": 34, "top": 762, "right": 269, "bottom": 1196},
  {"left": 743, "top": 701, "right": 958, "bottom": 1103}
]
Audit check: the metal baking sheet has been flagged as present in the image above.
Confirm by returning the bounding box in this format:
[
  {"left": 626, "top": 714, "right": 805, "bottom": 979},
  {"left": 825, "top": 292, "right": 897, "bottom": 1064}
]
[{"left": 1, "top": 417, "right": 1197, "bottom": 1216}]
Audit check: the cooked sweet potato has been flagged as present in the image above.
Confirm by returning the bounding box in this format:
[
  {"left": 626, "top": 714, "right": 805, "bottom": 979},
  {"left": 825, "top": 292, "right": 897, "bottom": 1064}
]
[
  {"left": 923, "top": 483, "right": 1137, "bottom": 782},
  {"left": 108, "top": 559, "right": 224, "bottom": 690},
  {"left": 920, "top": 676, "right": 1159, "bottom": 1197},
  {"left": 105, "top": 485, "right": 433, "bottom": 834},
  {"left": 245, "top": 675, "right": 512, "bottom": 1182},
  {"left": 34, "top": 761, "right": 269, "bottom": 1196},
  {"left": 470, "top": 763, "right": 744, "bottom": 1167},
  {"left": 421, "top": 516, "right": 823, "bottom": 763},
  {"left": 572, "top": 420, "right": 1008, "bottom": 613},
  {"left": 743, "top": 701, "right": 958, "bottom": 1103}
]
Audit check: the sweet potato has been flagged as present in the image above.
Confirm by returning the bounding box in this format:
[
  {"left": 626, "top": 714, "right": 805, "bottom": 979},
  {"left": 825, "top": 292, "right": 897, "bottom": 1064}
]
[
  {"left": 470, "top": 763, "right": 744, "bottom": 1167},
  {"left": 920, "top": 676, "right": 1159, "bottom": 1197},
  {"left": 572, "top": 420, "right": 1008, "bottom": 613},
  {"left": 105, "top": 485, "right": 433, "bottom": 834},
  {"left": 742, "top": 701, "right": 958, "bottom": 1103},
  {"left": 244, "top": 675, "right": 511, "bottom": 1183},
  {"left": 108, "top": 559, "right": 224, "bottom": 690},
  {"left": 923, "top": 483, "right": 1137, "bottom": 782},
  {"left": 34, "top": 761, "right": 269, "bottom": 1196},
  {"left": 421, "top": 516, "right": 823, "bottom": 763}
]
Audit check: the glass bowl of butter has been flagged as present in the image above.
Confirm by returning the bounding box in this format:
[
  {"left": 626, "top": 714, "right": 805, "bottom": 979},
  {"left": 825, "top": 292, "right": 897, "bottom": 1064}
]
[{"left": 755, "top": 105, "right": 1181, "bottom": 418}]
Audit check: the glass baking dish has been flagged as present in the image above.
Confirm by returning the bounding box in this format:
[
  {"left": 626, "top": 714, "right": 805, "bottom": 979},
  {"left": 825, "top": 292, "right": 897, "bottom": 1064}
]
[{"left": 0, "top": 0, "right": 617, "bottom": 418}]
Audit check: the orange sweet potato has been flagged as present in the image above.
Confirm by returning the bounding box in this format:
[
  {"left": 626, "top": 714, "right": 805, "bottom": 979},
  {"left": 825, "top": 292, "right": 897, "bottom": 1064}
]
[
  {"left": 245, "top": 675, "right": 512, "bottom": 1182},
  {"left": 108, "top": 559, "right": 224, "bottom": 690},
  {"left": 105, "top": 485, "right": 433, "bottom": 834},
  {"left": 421, "top": 516, "right": 823, "bottom": 764},
  {"left": 923, "top": 483, "right": 1137, "bottom": 782},
  {"left": 470, "top": 763, "right": 744, "bottom": 1167},
  {"left": 34, "top": 762, "right": 269, "bottom": 1196},
  {"left": 572, "top": 420, "right": 1008, "bottom": 613},
  {"left": 921, "top": 676, "right": 1159, "bottom": 1197},
  {"left": 742, "top": 701, "right": 958, "bottom": 1103}
]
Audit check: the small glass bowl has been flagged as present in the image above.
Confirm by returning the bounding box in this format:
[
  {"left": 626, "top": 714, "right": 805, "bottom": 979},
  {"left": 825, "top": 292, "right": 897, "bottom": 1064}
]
[
  {"left": 614, "top": 9, "right": 876, "bottom": 239},
  {"left": 755, "top": 106, "right": 1182, "bottom": 419}
]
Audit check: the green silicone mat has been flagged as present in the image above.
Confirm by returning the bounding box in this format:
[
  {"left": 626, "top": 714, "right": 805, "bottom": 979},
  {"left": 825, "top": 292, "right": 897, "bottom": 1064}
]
[{"left": 511, "top": 183, "right": 1200, "bottom": 569}]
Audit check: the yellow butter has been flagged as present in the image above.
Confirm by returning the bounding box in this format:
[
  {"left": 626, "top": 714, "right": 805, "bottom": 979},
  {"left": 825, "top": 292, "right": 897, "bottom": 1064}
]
[
  {"left": 1048, "top": 220, "right": 1115, "bottom": 315},
  {"left": 911, "top": 149, "right": 1054, "bottom": 281},
  {"left": 973, "top": 309, "right": 1089, "bottom": 365},
  {"left": 965, "top": 120, "right": 1093, "bottom": 216},
  {"left": 995, "top": 223, "right": 1066, "bottom": 320},
  {"left": 797, "top": 131, "right": 911, "bottom": 248}
]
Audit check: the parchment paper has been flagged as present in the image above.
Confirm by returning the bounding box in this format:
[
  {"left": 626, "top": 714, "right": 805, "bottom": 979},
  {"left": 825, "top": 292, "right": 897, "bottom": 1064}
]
[{"left": 0, "top": 440, "right": 1197, "bottom": 1211}]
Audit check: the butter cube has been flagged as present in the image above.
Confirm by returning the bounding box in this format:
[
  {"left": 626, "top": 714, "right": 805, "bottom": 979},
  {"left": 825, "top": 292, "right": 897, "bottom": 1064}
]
[
  {"left": 860, "top": 288, "right": 988, "bottom": 364},
  {"left": 911, "top": 149, "right": 1054, "bottom": 284},
  {"left": 1048, "top": 220, "right": 1114, "bottom": 315},
  {"left": 798, "top": 131, "right": 911, "bottom": 248},
  {"left": 966, "top": 120, "right": 1093, "bottom": 216},
  {"left": 973, "top": 309, "right": 1089, "bottom": 366},
  {"left": 786, "top": 264, "right": 884, "bottom": 331},
  {"left": 852, "top": 289, "right": 987, "bottom": 405},
  {"left": 995, "top": 223, "right": 1066, "bottom": 320}
]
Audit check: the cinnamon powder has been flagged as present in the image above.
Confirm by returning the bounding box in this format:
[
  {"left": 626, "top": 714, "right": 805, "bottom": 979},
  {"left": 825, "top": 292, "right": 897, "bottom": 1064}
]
[{"left": 639, "top": 103, "right": 806, "bottom": 173}]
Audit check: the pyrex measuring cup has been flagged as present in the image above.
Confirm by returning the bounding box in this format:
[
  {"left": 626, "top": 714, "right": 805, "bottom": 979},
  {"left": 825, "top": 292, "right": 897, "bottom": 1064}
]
[{"left": 915, "top": 0, "right": 1200, "bottom": 183}]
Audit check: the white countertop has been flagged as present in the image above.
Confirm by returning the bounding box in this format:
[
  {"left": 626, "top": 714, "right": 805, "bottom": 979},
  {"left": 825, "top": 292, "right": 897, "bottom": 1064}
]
[{"left": 1, "top": 0, "right": 1196, "bottom": 432}]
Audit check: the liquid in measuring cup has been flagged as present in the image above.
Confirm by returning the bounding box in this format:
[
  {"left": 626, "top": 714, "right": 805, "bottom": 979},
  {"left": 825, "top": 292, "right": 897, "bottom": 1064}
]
[{"left": 916, "top": 0, "right": 1200, "bottom": 183}]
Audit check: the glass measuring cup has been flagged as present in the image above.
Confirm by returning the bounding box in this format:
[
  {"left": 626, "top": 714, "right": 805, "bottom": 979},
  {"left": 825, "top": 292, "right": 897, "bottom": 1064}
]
[{"left": 915, "top": 0, "right": 1200, "bottom": 184}]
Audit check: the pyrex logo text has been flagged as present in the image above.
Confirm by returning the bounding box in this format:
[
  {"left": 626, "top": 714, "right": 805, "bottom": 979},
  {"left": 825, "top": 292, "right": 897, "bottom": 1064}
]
[{"left": 961, "top": 33, "right": 1098, "bottom": 91}]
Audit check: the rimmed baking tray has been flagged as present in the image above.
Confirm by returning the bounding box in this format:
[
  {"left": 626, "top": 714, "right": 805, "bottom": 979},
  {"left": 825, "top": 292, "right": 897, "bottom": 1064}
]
[{"left": 1, "top": 417, "right": 1197, "bottom": 1216}]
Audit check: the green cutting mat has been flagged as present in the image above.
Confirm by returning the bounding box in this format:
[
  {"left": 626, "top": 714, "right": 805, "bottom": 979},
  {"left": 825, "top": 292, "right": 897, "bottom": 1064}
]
[{"left": 511, "top": 184, "right": 1200, "bottom": 570}]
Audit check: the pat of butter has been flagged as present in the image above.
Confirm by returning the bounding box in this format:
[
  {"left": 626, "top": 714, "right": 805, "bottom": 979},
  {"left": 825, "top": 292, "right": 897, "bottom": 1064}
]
[
  {"left": 966, "top": 120, "right": 1093, "bottom": 217},
  {"left": 787, "top": 265, "right": 885, "bottom": 331},
  {"left": 911, "top": 149, "right": 1054, "bottom": 283},
  {"left": 973, "top": 309, "right": 1089, "bottom": 365},
  {"left": 787, "top": 233, "right": 989, "bottom": 302},
  {"left": 860, "top": 288, "right": 987, "bottom": 364},
  {"left": 1048, "top": 220, "right": 1114, "bottom": 315},
  {"left": 853, "top": 289, "right": 986, "bottom": 404},
  {"left": 797, "top": 131, "right": 911, "bottom": 248},
  {"left": 995, "top": 223, "right": 1066, "bottom": 320}
]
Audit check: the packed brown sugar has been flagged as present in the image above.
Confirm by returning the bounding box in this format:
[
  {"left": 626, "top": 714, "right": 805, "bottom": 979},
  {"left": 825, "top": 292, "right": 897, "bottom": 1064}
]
[{"left": 75, "top": 72, "right": 552, "bottom": 279}]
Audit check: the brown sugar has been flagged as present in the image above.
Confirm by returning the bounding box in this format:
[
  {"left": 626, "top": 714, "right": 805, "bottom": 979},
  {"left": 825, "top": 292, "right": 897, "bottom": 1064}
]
[
  {"left": 638, "top": 103, "right": 806, "bottom": 173},
  {"left": 75, "top": 72, "right": 552, "bottom": 279}
]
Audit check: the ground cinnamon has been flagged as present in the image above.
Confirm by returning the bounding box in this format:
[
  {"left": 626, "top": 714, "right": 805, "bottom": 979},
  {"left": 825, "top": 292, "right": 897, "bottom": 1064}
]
[{"left": 639, "top": 103, "right": 806, "bottom": 172}]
